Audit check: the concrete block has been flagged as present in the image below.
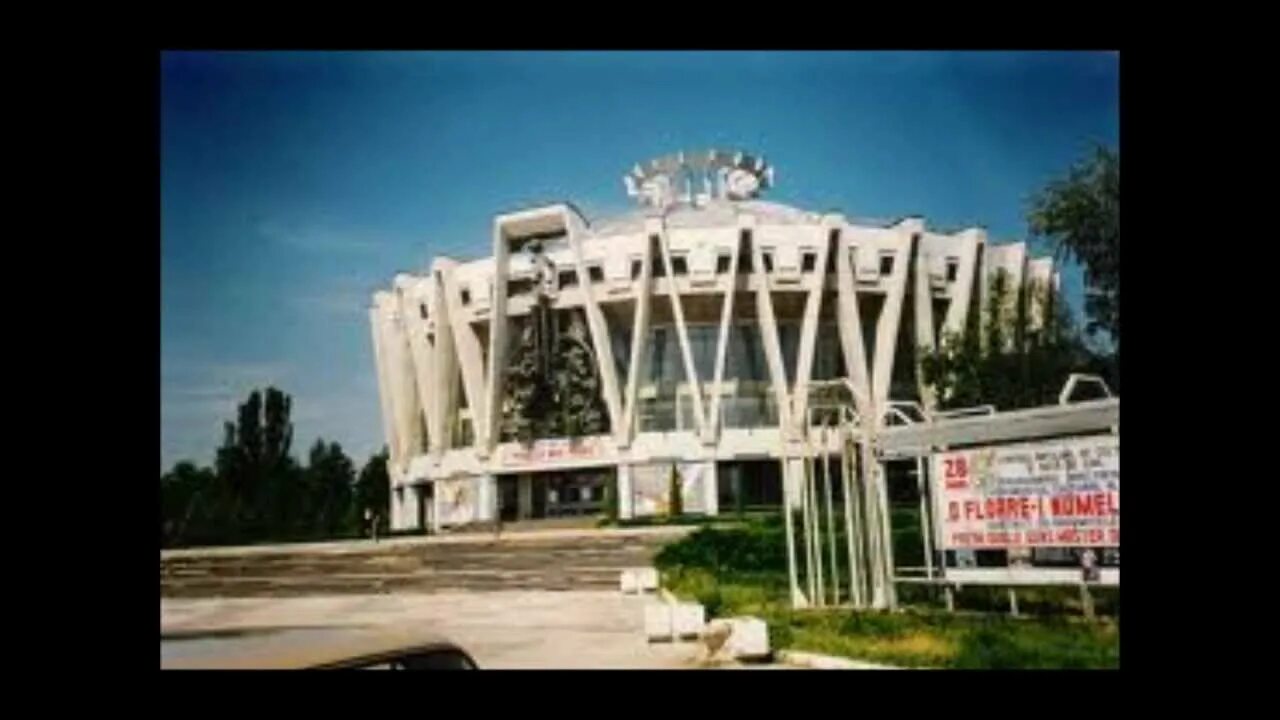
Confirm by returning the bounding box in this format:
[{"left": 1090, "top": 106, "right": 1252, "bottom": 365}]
[
  {"left": 701, "top": 616, "right": 770, "bottom": 661},
  {"left": 644, "top": 603, "right": 672, "bottom": 641},
  {"left": 620, "top": 567, "right": 659, "bottom": 594},
  {"left": 671, "top": 602, "right": 705, "bottom": 639},
  {"left": 635, "top": 567, "right": 659, "bottom": 592},
  {"left": 725, "top": 617, "right": 770, "bottom": 660}
]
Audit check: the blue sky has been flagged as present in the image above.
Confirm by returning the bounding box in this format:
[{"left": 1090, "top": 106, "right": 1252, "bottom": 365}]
[{"left": 160, "top": 50, "right": 1118, "bottom": 472}]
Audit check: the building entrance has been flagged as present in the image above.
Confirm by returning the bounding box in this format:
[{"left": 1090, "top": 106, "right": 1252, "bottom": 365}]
[{"left": 498, "top": 468, "right": 616, "bottom": 521}]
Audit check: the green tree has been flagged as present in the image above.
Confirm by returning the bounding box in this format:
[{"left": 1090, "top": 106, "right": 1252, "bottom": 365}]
[
  {"left": 207, "top": 386, "right": 300, "bottom": 542},
  {"left": 214, "top": 420, "right": 246, "bottom": 530},
  {"left": 502, "top": 317, "right": 549, "bottom": 443},
  {"left": 306, "top": 439, "right": 356, "bottom": 538},
  {"left": 921, "top": 275, "right": 1086, "bottom": 411},
  {"left": 160, "top": 461, "right": 217, "bottom": 547},
  {"left": 502, "top": 306, "right": 609, "bottom": 442},
  {"left": 353, "top": 447, "right": 391, "bottom": 533},
  {"left": 161, "top": 387, "right": 372, "bottom": 547},
  {"left": 1029, "top": 144, "right": 1119, "bottom": 349},
  {"left": 263, "top": 389, "right": 294, "bottom": 476},
  {"left": 552, "top": 313, "right": 608, "bottom": 438}
]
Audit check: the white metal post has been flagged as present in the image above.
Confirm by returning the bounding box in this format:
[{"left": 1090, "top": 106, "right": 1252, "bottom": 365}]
[
  {"left": 842, "top": 432, "right": 862, "bottom": 608},
  {"left": 875, "top": 459, "right": 898, "bottom": 609},
  {"left": 916, "top": 456, "right": 934, "bottom": 581},
  {"left": 860, "top": 441, "right": 884, "bottom": 608},
  {"left": 801, "top": 456, "right": 818, "bottom": 604},
  {"left": 811, "top": 454, "right": 825, "bottom": 605},
  {"left": 782, "top": 458, "right": 803, "bottom": 608},
  {"left": 822, "top": 424, "right": 840, "bottom": 606},
  {"left": 851, "top": 438, "right": 868, "bottom": 608}
]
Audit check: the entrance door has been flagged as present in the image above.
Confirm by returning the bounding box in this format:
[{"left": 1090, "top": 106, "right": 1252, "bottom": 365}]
[
  {"left": 415, "top": 485, "right": 429, "bottom": 533},
  {"left": 498, "top": 476, "right": 519, "bottom": 522}
]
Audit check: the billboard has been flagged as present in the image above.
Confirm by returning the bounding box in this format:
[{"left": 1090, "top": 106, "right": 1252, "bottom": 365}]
[{"left": 931, "top": 436, "right": 1119, "bottom": 551}]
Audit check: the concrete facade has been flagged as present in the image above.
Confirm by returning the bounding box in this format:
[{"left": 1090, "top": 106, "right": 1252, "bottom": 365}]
[{"left": 370, "top": 151, "right": 1059, "bottom": 532}]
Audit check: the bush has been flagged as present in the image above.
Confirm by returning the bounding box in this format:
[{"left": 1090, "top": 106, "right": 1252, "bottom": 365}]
[{"left": 654, "top": 519, "right": 789, "bottom": 576}]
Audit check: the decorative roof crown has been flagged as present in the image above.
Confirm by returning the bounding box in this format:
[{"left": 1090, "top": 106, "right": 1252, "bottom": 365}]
[{"left": 623, "top": 149, "right": 774, "bottom": 208}]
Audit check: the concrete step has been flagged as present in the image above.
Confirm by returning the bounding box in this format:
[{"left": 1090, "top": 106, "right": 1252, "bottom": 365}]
[{"left": 160, "top": 528, "right": 677, "bottom": 598}]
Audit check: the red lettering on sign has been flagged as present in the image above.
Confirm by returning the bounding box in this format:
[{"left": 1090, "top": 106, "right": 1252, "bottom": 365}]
[
  {"left": 943, "top": 456, "right": 971, "bottom": 489},
  {"left": 1027, "top": 530, "right": 1053, "bottom": 544},
  {"left": 1075, "top": 494, "right": 1095, "bottom": 516}
]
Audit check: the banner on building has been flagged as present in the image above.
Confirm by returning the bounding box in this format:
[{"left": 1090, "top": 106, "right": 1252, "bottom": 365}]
[
  {"left": 931, "top": 436, "right": 1119, "bottom": 551},
  {"left": 436, "top": 477, "right": 477, "bottom": 526},
  {"left": 502, "top": 436, "right": 606, "bottom": 467},
  {"left": 630, "top": 461, "right": 711, "bottom": 517}
]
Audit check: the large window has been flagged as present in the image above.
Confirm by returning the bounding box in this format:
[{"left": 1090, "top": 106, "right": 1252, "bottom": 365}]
[
  {"left": 726, "top": 324, "right": 767, "bottom": 382},
  {"left": 689, "top": 325, "right": 717, "bottom": 381}
]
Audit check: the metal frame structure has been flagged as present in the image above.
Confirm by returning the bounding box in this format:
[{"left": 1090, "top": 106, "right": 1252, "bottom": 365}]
[{"left": 786, "top": 375, "right": 1119, "bottom": 612}]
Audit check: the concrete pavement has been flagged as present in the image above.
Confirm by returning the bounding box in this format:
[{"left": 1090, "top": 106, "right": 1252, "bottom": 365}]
[{"left": 161, "top": 590, "right": 702, "bottom": 669}]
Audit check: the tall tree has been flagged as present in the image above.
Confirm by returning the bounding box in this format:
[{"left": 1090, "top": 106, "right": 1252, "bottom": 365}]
[
  {"left": 921, "top": 275, "right": 1086, "bottom": 411},
  {"left": 161, "top": 461, "right": 217, "bottom": 547},
  {"left": 214, "top": 420, "right": 246, "bottom": 530},
  {"left": 353, "top": 447, "right": 391, "bottom": 532},
  {"left": 161, "top": 387, "right": 372, "bottom": 547},
  {"left": 502, "top": 306, "right": 609, "bottom": 442},
  {"left": 210, "top": 386, "right": 299, "bottom": 539},
  {"left": 236, "top": 390, "right": 264, "bottom": 479},
  {"left": 307, "top": 439, "right": 356, "bottom": 537},
  {"left": 552, "top": 312, "right": 608, "bottom": 438},
  {"left": 1029, "top": 144, "right": 1119, "bottom": 350},
  {"left": 263, "top": 388, "right": 293, "bottom": 474},
  {"left": 502, "top": 314, "right": 550, "bottom": 443}
]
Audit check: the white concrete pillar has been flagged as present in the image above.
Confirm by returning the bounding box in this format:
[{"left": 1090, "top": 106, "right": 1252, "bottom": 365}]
[
  {"left": 871, "top": 220, "right": 918, "bottom": 415},
  {"left": 369, "top": 302, "right": 401, "bottom": 468},
  {"left": 617, "top": 464, "right": 634, "bottom": 519},
  {"left": 402, "top": 483, "right": 420, "bottom": 531},
  {"left": 619, "top": 220, "right": 660, "bottom": 449},
  {"left": 438, "top": 260, "right": 488, "bottom": 454},
  {"left": 702, "top": 461, "right": 719, "bottom": 517},
  {"left": 474, "top": 474, "right": 498, "bottom": 523},
  {"left": 784, "top": 456, "right": 806, "bottom": 511}
]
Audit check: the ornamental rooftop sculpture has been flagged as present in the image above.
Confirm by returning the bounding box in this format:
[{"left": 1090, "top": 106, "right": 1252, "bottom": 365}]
[{"left": 623, "top": 149, "right": 775, "bottom": 208}]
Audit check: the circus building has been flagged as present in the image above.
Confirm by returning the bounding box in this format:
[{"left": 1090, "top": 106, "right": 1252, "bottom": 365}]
[{"left": 368, "top": 150, "right": 1060, "bottom": 533}]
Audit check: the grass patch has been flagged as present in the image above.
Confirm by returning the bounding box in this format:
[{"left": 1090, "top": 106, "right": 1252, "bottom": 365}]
[
  {"left": 779, "top": 608, "right": 1118, "bottom": 669},
  {"left": 656, "top": 518, "right": 1120, "bottom": 669}
]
